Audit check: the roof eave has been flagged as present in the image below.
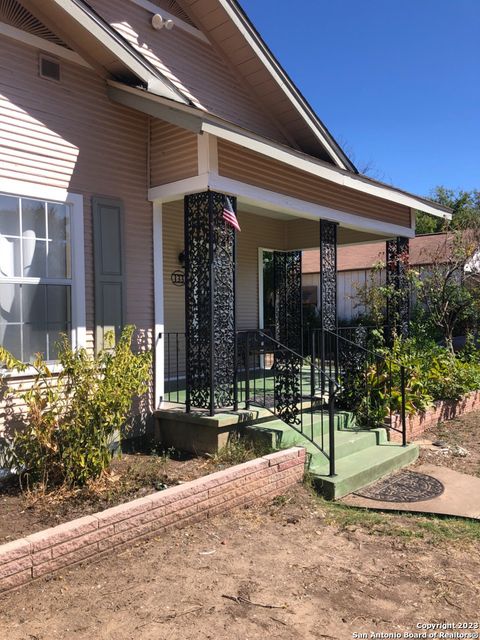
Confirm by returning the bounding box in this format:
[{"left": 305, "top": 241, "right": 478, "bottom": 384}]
[
  {"left": 221, "top": 0, "right": 357, "bottom": 173},
  {"left": 108, "top": 81, "right": 452, "bottom": 220}
]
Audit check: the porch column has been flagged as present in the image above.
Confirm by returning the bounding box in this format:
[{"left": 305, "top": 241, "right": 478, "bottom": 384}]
[
  {"left": 319, "top": 220, "right": 338, "bottom": 334},
  {"left": 319, "top": 220, "right": 338, "bottom": 384},
  {"left": 386, "top": 236, "right": 410, "bottom": 339},
  {"left": 184, "top": 191, "right": 236, "bottom": 415}
]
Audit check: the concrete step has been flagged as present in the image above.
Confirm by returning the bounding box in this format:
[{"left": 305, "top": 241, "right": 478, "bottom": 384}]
[
  {"left": 246, "top": 418, "right": 387, "bottom": 460},
  {"left": 309, "top": 442, "right": 419, "bottom": 500},
  {"left": 245, "top": 410, "right": 417, "bottom": 500}
]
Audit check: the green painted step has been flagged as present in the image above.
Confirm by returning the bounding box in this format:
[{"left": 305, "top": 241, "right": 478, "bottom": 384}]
[
  {"left": 247, "top": 419, "right": 388, "bottom": 460},
  {"left": 309, "top": 442, "right": 419, "bottom": 500},
  {"left": 245, "top": 409, "right": 418, "bottom": 500}
]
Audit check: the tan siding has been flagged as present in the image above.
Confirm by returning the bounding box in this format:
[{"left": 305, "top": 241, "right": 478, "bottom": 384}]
[
  {"left": 162, "top": 202, "right": 287, "bottom": 338},
  {"left": 150, "top": 120, "right": 198, "bottom": 186},
  {"left": 163, "top": 201, "right": 185, "bottom": 334},
  {"left": 0, "top": 37, "right": 154, "bottom": 426},
  {"left": 217, "top": 140, "right": 412, "bottom": 228},
  {"left": 182, "top": 0, "right": 340, "bottom": 162},
  {"left": 236, "top": 211, "right": 286, "bottom": 330},
  {"left": 87, "top": 0, "right": 288, "bottom": 143}
]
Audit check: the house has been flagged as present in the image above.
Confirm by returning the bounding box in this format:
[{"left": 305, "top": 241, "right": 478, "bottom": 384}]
[
  {"left": 302, "top": 232, "right": 453, "bottom": 323},
  {"left": 0, "top": 0, "right": 451, "bottom": 496}
]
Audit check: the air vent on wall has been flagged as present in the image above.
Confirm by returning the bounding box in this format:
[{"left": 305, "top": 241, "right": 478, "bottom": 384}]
[
  {"left": 39, "top": 55, "right": 60, "bottom": 82},
  {"left": 164, "top": 0, "right": 197, "bottom": 28},
  {"left": 0, "top": 0, "right": 70, "bottom": 48}
]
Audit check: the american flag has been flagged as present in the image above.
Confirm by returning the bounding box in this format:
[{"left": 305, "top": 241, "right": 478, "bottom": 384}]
[{"left": 222, "top": 196, "right": 241, "bottom": 232}]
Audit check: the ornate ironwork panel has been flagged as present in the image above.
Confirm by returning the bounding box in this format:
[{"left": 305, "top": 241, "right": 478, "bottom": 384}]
[
  {"left": 184, "top": 191, "right": 236, "bottom": 413},
  {"left": 273, "top": 251, "right": 302, "bottom": 353},
  {"left": 337, "top": 326, "right": 369, "bottom": 410},
  {"left": 211, "top": 192, "right": 236, "bottom": 409},
  {"left": 319, "top": 220, "right": 338, "bottom": 332},
  {"left": 273, "top": 347, "right": 302, "bottom": 426},
  {"left": 386, "top": 236, "right": 410, "bottom": 338}
]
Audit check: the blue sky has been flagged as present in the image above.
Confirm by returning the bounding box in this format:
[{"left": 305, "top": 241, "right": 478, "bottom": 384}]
[{"left": 240, "top": 0, "right": 479, "bottom": 198}]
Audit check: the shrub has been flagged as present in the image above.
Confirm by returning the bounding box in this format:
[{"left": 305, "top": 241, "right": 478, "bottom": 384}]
[
  {"left": 0, "top": 325, "right": 152, "bottom": 490},
  {"left": 347, "top": 334, "right": 480, "bottom": 428}
]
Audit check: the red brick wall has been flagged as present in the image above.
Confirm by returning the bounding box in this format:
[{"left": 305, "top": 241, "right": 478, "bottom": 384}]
[
  {"left": 390, "top": 390, "right": 480, "bottom": 442},
  {"left": 0, "top": 447, "right": 306, "bottom": 594}
]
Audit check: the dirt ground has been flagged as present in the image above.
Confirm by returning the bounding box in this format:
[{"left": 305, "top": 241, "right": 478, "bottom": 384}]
[
  {"left": 0, "top": 483, "right": 479, "bottom": 640},
  {"left": 1, "top": 415, "right": 479, "bottom": 639},
  {"left": 0, "top": 452, "right": 217, "bottom": 543},
  {"left": 417, "top": 411, "right": 480, "bottom": 477}
]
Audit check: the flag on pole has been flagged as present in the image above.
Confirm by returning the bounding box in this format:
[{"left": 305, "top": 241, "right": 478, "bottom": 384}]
[{"left": 222, "top": 196, "right": 241, "bottom": 232}]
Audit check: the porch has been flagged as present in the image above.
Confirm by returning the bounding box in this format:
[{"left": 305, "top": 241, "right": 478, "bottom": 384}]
[{"left": 153, "top": 190, "right": 417, "bottom": 498}]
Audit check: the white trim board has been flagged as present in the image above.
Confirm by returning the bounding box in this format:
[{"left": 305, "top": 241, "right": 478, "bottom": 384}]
[
  {"left": 0, "top": 179, "right": 86, "bottom": 363},
  {"left": 148, "top": 174, "right": 415, "bottom": 239},
  {"left": 153, "top": 201, "right": 165, "bottom": 409},
  {"left": 0, "top": 179, "right": 68, "bottom": 203},
  {"left": 0, "top": 20, "right": 91, "bottom": 68}
]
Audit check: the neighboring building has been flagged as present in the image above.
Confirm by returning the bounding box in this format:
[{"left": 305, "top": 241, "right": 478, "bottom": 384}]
[
  {"left": 302, "top": 233, "right": 452, "bottom": 322},
  {"left": 0, "top": 0, "right": 450, "bottom": 437}
]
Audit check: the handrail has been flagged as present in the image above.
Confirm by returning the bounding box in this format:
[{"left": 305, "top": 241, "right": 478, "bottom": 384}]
[
  {"left": 238, "top": 329, "right": 338, "bottom": 476},
  {"left": 318, "top": 328, "right": 408, "bottom": 446},
  {"left": 327, "top": 327, "right": 407, "bottom": 369},
  {"left": 255, "top": 330, "right": 341, "bottom": 390}
]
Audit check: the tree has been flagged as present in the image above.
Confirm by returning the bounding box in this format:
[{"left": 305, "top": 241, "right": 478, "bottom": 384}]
[
  {"left": 413, "top": 229, "right": 480, "bottom": 350},
  {"left": 416, "top": 187, "right": 480, "bottom": 234}
]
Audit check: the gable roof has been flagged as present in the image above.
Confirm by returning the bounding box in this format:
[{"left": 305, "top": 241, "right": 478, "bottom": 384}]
[
  {"left": 22, "top": 0, "right": 190, "bottom": 102},
  {"left": 302, "top": 233, "right": 453, "bottom": 274},
  {"left": 22, "top": 0, "right": 355, "bottom": 166},
  {"left": 16, "top": 0, "right": 453, "bottom": 221},
  {"left": 180, "top": 0, "right": 356, "bottom": 170}
]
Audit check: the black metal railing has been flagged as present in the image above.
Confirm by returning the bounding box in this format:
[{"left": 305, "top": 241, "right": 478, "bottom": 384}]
[
  {"left": 237, "top": 330, "right": 339, "bottom": 476},
  {"left": 163, "top": 332, "right": 186, "bottom": 404},
  {"left": 309, "top": 328, "right": 407, "bottom": 446}
]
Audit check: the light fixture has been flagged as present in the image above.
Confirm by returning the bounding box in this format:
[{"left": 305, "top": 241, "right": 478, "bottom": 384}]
[{"left": 151, "top": 13, "right": 174, "bottom": 30}]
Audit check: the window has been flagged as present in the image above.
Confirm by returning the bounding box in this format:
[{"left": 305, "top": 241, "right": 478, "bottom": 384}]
[{"left": 0, "top": 193, "right": 72, "bottom": 362}]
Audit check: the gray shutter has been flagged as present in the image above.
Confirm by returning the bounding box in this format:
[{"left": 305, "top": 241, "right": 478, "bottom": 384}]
[{"left": 92, "top": 197, "right": 125, "bottom": 351}]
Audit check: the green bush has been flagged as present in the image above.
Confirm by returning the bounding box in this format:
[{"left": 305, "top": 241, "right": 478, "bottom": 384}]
[
  {"left": 0, "top": 325, "right": 152, "bottom": 490},
  {"left": 345, "top": 333, "right": 480, "bottom": 428}
]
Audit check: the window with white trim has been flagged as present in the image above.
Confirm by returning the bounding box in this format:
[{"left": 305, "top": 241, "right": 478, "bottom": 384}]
[{"left": 0, "top": 193, "right": 72, "bottom": 362}]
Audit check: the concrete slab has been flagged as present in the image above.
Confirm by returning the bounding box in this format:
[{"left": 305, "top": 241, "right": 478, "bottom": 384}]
[{"left": 341, "top": 463, "right": 480, "bottom": 520}]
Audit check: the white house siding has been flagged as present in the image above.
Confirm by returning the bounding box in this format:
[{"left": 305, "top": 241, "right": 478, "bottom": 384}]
[{"left": 0, "top": 35, "right": 154, "bottom": 428}]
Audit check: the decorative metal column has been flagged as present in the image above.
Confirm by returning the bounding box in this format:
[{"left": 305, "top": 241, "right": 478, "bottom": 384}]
[
  {"left": 319, "top": 220, "right": 338, "bottom": 334},
  {"left": 386, "top": 236, "right": 410, "bottom": 339},
  {"left": 273, "top": 251, "right": 302, "bottom": 353},
  {"left": 319, "top": 220, "right": 338, "bottom": 386},
  {"left": 184, "top": 191, "right": 236, "bottom": 415}
]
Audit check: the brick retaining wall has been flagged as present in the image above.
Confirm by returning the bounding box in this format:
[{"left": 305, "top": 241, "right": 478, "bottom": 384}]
[
  {"left": 390, "top": 390, "right": 480, "bottom": 442},
  {"left": 0, "top": 447, "right": 306, "bottom": 595}
]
